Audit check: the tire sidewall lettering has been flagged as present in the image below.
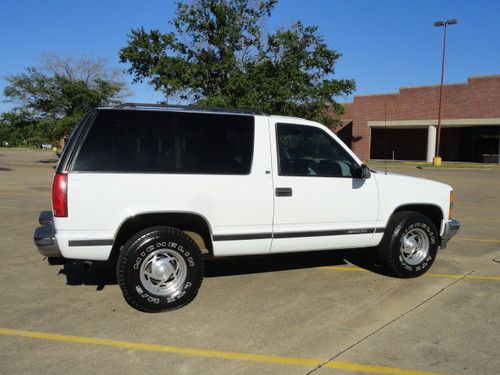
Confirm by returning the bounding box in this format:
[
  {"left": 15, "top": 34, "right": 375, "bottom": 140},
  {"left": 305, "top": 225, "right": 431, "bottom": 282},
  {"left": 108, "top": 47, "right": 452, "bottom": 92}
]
[{"left": 134, "top": 286, "right": 161, "bottom": 304}]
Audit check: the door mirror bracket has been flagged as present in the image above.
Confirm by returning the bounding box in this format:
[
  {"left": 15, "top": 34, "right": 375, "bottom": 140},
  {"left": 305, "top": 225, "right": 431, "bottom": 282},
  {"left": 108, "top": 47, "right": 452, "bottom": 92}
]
[{"left": 355, "top": 164, "right": 371, "bottom": 179}]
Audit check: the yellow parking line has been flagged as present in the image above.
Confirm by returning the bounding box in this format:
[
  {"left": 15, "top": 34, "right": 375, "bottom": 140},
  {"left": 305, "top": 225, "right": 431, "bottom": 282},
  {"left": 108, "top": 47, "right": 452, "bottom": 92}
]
[
  {"left": 454, "top": 237, "right": 500, "bottom": 244},
  {"left": 460, "top": 217, "right": 500, "bottom": 223},
  {"left": 0, "top": 191, "right": 49, "bottom": 196},
  {"left": 0, "top": 327, "right": 451, "bottom": 375},
  {"left": 322, "top": 266, "right": 370, "bottom": 272},
  {"left": 457, "top": 206, "right": 499, "bottom": 211},
  {"left": 427, "top": 273, "right": 500, "bottom": 281},
  {"left": 320, "top": 266, "right": 500, "bottom": 281}
]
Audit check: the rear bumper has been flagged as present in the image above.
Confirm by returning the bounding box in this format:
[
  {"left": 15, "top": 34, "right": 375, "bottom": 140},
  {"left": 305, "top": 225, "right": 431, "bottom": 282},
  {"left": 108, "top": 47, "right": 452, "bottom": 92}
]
[
  {"left": 440, "top": 219, "right": 460, "bottom": 249},
  {"left": 34, "top": 211, "right": 61, "bottom": 258}
]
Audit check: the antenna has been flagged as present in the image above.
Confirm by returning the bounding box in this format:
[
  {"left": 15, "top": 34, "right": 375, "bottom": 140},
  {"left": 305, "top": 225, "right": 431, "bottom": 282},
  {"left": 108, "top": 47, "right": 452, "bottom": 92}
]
[{"left": 384, "top": 96, "right": 388, "bottom": 175}]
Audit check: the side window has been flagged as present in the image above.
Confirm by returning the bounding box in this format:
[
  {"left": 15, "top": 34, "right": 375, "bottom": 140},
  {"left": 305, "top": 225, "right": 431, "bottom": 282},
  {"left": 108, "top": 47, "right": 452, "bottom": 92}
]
[
  {"left": 277, "top": 123, "right": 357, "bottom": 177},
  {"left": 73, "top": 110, "right": 254, "bottom": 174}
]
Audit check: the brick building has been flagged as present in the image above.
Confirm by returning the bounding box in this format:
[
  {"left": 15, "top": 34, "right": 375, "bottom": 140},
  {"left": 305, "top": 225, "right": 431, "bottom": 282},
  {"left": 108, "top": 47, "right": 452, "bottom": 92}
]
[{"left": 338, "top": 75, "right": 500, "bottom": 163}]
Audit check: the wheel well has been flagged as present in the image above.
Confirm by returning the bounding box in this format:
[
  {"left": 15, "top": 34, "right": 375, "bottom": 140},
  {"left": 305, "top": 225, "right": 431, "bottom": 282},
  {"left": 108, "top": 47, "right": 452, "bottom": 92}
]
[
  {"left": 392, "top": 204, "right": 443, "bottom": 233},
  {"left": 111, "top": 212, "right": 213, "bottom": 257}
]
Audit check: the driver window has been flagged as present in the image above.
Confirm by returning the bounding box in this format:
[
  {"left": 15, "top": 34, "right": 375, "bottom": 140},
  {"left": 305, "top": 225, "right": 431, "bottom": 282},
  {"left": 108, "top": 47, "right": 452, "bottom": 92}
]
[{"left": 277, "top": 123, "right": 356, "bottom": 177}]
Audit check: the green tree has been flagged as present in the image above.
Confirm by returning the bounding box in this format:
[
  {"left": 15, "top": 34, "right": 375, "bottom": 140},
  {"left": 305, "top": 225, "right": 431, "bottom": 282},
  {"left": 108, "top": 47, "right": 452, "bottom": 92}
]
[
  {"left": 2, "top": 53, "right": 127, "bottom": 145},
  {"left": 0, "top": 110, "right": 37, "bottom": 147},
  {"left": 120, "top": 0, "right": 355, "bottom": 127}
]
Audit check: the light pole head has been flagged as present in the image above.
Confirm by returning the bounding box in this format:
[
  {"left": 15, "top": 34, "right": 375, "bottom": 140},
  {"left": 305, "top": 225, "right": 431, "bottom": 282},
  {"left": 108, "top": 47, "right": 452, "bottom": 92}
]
[{"left": 434, "top": 19, "right": 458, "bottom": 27}]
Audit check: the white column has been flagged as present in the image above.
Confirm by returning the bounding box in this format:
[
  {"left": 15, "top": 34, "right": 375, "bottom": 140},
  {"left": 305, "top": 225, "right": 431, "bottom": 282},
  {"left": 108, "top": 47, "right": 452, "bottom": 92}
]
[{"left": 426, "top": 125, "right": 437, "bottom": 162}]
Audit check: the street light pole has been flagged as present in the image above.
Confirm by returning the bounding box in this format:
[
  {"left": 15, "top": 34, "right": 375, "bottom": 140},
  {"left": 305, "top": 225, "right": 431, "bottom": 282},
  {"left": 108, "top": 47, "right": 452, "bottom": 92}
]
[{"left": 433, "top": 19, "right": 457, "bottom": 166}]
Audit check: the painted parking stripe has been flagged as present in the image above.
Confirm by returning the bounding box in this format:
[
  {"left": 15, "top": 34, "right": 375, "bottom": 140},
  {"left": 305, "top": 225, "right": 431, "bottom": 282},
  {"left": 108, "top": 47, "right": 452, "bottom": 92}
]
[
  {"left": 454, "top": 237, "right": 500, "bottom": 244},
  {"left": 459, "top": 217, "right": 500, "bottom": 223},
  {"left": 320, "top": 266, "right": 500, "bottom": 281},
  {"left": 456, "top": 205, "right": 499, "bottom": 211},
  {"left": 0, "top": 327, "right": 451, "bottom": 375},
  {"left": 426, "top": 273, "right": 500, "bottom": 281}
]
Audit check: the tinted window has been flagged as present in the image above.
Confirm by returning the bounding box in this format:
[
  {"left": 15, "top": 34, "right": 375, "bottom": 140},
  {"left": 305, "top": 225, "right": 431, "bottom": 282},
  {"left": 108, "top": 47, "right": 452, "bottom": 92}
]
[
  {"left": 277, "top": 123, "right": 357, "bottom": 177},
  {"left": 73, "top": 110, "right": 254, "bottom": 174}
]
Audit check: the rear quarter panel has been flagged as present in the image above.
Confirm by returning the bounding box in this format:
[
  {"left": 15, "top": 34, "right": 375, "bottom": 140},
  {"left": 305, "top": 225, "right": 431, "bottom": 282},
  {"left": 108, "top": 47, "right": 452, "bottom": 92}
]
[{"left": 54, "top": 115, "right": 274, "bottom": 260}]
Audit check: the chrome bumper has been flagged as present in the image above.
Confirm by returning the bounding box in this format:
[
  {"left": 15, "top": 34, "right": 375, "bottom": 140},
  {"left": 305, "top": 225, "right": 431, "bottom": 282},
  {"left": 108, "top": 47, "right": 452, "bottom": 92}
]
[
  {"left": 34, "top": 211, "right": 61, "bottom": 257},
  {"left": 440, "top": 219, "right": 460, "bottom": 249}
]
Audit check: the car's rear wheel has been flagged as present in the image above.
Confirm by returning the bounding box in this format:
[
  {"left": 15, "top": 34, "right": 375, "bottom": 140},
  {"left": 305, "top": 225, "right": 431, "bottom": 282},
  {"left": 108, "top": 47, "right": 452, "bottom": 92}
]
[
  {"left": 117, "top": 226, "right": 203, "bottom": 312},
  {"left": 378, "top": 211, "right": 439, "bottom": 278}
]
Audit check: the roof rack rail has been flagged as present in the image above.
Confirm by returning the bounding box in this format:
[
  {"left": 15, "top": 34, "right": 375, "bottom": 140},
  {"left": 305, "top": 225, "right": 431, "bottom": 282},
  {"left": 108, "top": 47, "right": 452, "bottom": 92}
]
[{"left": 114, "top": 102, "right": 267, "bottom": 116}]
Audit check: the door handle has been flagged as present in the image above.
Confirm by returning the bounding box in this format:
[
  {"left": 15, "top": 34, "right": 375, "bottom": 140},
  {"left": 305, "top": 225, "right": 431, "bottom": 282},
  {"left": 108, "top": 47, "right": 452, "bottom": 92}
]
[{"left": 275, "top": 187, "right": 293, "bottom": 197}]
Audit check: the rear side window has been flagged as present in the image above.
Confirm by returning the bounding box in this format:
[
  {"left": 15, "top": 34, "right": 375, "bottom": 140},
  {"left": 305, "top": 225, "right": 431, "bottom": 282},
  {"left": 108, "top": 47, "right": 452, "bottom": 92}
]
[{"left": 73, "top": 110, "right": 254, "bottom": 174}]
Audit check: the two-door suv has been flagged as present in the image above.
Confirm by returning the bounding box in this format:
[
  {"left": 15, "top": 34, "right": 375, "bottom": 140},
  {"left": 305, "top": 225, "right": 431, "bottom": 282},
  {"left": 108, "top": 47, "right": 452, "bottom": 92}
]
[{"left": 34, "top": 103, "right": 460, "bottom": 312}]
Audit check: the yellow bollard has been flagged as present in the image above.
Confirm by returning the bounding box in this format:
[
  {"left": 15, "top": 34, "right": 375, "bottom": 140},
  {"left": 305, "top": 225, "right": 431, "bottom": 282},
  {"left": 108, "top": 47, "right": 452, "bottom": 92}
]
[{"left": 432, "top": 156, "right": 442, "bottom": 166}]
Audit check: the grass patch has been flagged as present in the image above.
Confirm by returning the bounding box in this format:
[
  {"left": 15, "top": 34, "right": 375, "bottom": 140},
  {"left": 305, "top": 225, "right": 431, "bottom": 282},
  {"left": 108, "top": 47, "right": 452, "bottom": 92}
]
[{"left": 367, "top": 160, "right": 500, "bottom": 169}]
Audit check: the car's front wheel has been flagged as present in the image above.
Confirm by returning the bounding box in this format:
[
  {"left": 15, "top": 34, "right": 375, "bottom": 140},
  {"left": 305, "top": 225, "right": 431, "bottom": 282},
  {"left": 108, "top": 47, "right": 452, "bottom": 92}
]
[
  {"left": 117, "top": 226, "right": 203, "bottom": 312},
  {"left": 378, "top": 211, "right": 439, "bottom": 278}
]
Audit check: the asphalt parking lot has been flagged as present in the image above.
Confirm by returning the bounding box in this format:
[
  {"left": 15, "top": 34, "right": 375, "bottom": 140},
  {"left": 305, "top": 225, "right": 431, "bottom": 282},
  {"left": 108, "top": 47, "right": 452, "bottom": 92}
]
[{"left": 1, "top": 149, "right": 499, "bottom": 375}]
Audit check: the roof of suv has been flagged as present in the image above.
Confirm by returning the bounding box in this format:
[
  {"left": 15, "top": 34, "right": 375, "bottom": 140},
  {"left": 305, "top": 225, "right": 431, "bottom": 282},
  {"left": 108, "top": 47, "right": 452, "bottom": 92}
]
[
  {"left": 100, "top": 103, "right": 267, "bottom": 117},
  {"left": 98, "top": 102, "right": 318, "bottom": 125}
]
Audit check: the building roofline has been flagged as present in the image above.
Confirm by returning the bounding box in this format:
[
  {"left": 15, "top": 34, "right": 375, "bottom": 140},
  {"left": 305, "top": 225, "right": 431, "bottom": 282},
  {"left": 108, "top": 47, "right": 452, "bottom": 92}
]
[
  {"left": 353, "top": 92, "right": 400, "bottom": 98},
  {"left": 467, "top": 74, "right": 500, "bottom": 79},
  {"left": 347, "top": 74, "right": 500, "bottom": 100},
  {"left": 399, "top": 82, "right": 465, "bottom": 90}
]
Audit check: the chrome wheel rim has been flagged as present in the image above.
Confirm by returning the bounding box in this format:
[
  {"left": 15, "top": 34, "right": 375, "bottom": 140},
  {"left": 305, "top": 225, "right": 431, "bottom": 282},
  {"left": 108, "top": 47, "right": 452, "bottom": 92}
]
[
  {"left": 400, "top": 228, "right": 429, "bottom": 265},
  {"left": 139, "top": 249, "right": 187, "bottom": 296}
]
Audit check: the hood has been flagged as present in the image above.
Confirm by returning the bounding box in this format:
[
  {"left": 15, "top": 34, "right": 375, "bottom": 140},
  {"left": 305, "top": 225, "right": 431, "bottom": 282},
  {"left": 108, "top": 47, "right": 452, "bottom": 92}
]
[{"left": 372, "top": 169, "right": 452, "bottom": 192}]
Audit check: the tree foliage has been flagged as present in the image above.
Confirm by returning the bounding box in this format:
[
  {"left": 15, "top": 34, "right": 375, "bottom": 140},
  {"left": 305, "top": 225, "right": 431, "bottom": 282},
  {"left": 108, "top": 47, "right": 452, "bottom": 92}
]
[
  {"left": 120, "top": 0, "right": 354, "bottom": 127},
  {"left": 1, "top": 53, "right": 126, "bottom": 146}
]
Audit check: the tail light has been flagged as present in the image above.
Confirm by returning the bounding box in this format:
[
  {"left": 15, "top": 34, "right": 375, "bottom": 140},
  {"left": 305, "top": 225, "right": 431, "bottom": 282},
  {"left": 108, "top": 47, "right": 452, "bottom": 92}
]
[
  {"left": 449, "top": 191, "right": 455, "bottom": 219},
  {"left": 52, "top": 173, "right": 68, "bottom": 217}
]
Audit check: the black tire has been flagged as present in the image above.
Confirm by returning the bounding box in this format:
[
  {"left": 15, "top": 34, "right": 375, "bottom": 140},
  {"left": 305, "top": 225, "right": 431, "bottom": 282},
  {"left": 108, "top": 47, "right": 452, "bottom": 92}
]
[
  {"left": 378, "top": 211, "right": 439, "bottom": 278},
  {"left": 117, "top": 226, "right": 203, "bottom": 312},
  {"left": 47, "top": 257, "right": 67, "bottom": 265}
]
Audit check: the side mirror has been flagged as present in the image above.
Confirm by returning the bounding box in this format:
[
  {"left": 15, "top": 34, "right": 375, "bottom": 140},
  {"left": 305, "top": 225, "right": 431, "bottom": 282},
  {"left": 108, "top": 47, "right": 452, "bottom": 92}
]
[{"left": 354, "top": 164, "right": 371, "bottom": 179}]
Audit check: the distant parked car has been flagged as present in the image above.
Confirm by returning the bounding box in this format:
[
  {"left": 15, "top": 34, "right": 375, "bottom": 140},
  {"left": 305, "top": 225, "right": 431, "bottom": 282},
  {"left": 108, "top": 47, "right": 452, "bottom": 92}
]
[{"left": 40, "top": 143, "right": 52, "bottom": 150}]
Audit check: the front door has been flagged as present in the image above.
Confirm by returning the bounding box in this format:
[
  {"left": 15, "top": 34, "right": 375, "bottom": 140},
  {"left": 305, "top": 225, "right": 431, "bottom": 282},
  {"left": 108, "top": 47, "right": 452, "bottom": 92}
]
[{"left": 270, "top": 121, "right": 379, "bottom": 253}]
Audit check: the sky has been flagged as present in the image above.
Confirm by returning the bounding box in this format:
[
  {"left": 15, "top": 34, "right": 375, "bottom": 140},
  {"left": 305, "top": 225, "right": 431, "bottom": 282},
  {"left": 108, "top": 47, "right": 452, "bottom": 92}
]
[{"left": 1, "top": 0, "right": 499, "bottom": 113}]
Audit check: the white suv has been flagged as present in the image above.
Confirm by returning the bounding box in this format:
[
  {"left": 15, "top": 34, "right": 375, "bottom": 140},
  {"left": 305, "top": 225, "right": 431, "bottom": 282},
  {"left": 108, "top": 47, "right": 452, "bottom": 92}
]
[{"left": 34, "top": 103, "right": 460, "bottom": 312}]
